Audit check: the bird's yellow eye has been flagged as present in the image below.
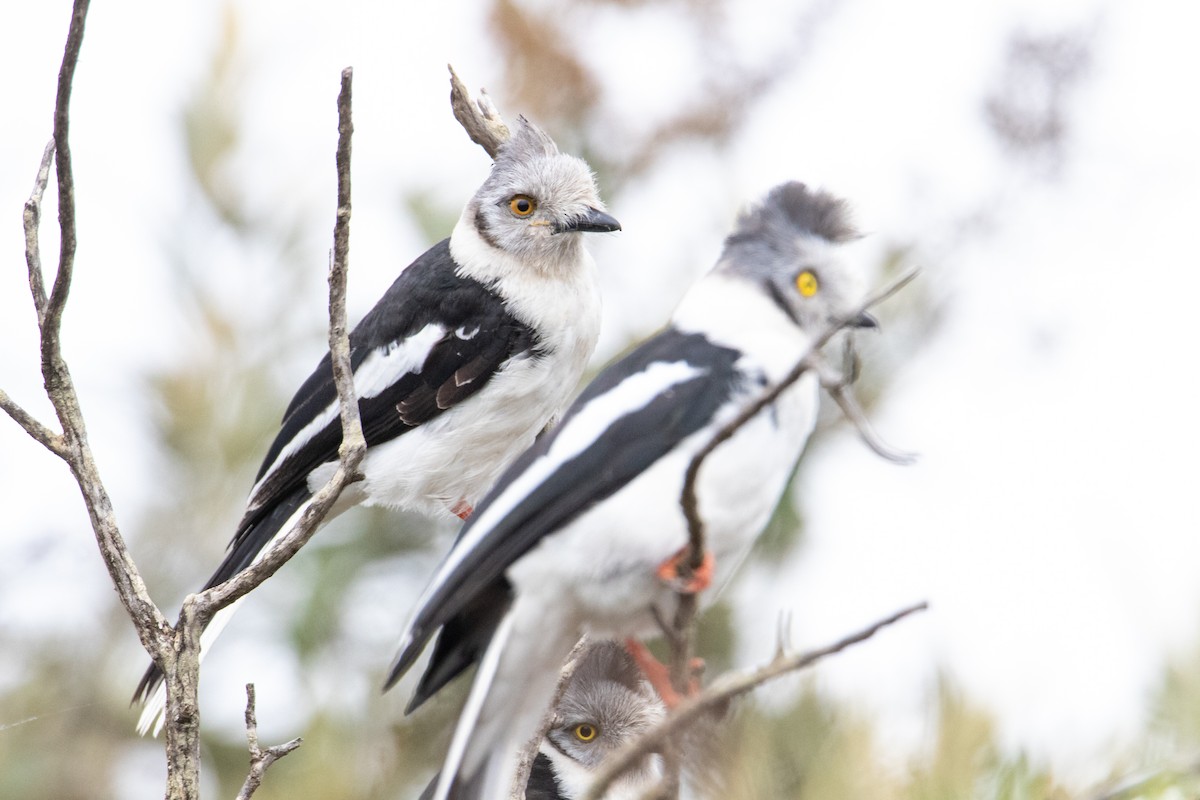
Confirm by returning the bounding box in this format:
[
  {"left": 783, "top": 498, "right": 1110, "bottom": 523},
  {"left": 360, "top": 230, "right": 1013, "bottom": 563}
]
[
  {"left": 796, "top": 270, "right": 819, "bottom": 297},
  {"left": 573, "top": 723, "right": 598, "bottom": 742},
  {"left": 509, "top": 195, "right": 537, "bottom": 217}
]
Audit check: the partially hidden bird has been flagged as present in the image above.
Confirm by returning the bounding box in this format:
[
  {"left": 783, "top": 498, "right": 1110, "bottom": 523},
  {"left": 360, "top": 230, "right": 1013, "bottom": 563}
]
[
  {"left": 419, "top": 640, "right": 669, "bottom": 800},
  {"left": 528, "top": 641, "right": 665, "bottom": 800},
  {"left": 385, "top": 181, "right": 877, "bottom": 799},
  {"left": 132, "top": 116, "right": 619, "bottom": 735}
]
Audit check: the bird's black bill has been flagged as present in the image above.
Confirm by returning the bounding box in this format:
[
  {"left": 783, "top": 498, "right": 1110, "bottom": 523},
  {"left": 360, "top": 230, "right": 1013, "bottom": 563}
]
[
  {"left": 556, "top": 207, "right": 621, "bottom": 234},
  {"left": 851, "top": 311, "right": 879, "bottom": 329}
]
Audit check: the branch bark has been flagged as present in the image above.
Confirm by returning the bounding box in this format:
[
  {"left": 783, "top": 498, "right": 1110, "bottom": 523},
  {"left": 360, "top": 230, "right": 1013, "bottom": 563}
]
[
  {"left": 448, "top": 64, "right": 511, "bottom": 158},
  {"left": 235, "top": 684, "right": 304, "bottom": 800},
  {"left": 1, "top": 0, "right": 172, "bottom": 664}
]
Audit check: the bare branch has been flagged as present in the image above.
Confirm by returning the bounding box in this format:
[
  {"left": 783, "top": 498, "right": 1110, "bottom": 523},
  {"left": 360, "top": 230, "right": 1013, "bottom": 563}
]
[
  {"left": 12, "top": 6, "right": 359, "bottom": 797},
  {"left": 236, "top": 684, "right": 303, "bottom": 800},
  {"left": 15, "top": 0, "right": 170, "bottom": 653},
  {"left": 44, "top": 0, "right": 88, "bottom": 340},
  {"left": 191, "top": 66, "right": 365, "bottom": 614},
  {"left": 656, "top": 596, "right": 698, "bottom": 798},
  {"left": 818, "top": 358, "right": 918, "bottom": 465},
  {"left": 510, "top": 637, "right": 593, "bottom": 798},
  {"left": 9, "top": 1, "right": 195, "bottom": 794},
  {"left": 24, "top": 139, "right": 54, "bottom": 322},
  {"left": 0, "top": 389, "right": 64, "bottom": 456},
  {"left": 4, "top": 141, "right": 64, "bottom": 455},
  {"left": 330, "top": 67, "right": 365, "bottom": 465},
  {"left": 448, "top": 64, "right": 511, "bottom": 158},
  {"left": 582, "top": 602, "right": 928, "bottom": 800}
]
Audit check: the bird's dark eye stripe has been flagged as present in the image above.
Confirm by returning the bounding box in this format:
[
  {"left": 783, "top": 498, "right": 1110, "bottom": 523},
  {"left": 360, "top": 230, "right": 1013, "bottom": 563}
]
[{"left": 764, "top": 278, "right": 800, "bottom": 325}]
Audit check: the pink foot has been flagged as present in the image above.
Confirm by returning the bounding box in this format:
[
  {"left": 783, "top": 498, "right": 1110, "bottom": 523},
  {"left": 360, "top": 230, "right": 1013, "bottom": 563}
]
[
  {"left": 656, "top": 548, "right": 714, "bottom": 594},
  {"left": 449, "top": 499, "right": 473, "bottom": 521},
  {"left": 624, "top": 638, "right": 704, "bottom": 709}
]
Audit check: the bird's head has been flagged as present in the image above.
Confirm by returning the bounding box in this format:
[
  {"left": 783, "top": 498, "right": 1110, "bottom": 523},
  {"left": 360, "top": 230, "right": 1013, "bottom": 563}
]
[
  {"left": 718, "top": 181, "right": 876, "bottom": 334},
  {"left": 466, "top": 117, "right": 619, "bottom": 273},
  {"left": 542, "top": 642, "right": 664, "bottom": 789}
]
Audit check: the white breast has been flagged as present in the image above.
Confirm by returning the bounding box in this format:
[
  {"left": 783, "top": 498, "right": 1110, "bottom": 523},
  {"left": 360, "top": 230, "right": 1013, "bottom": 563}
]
[
  {"left": 330, "top": 217, "right": 602, "bottom": 519},
  {"left": 509, "top": 271, "right": 819, "bottom": 635}
]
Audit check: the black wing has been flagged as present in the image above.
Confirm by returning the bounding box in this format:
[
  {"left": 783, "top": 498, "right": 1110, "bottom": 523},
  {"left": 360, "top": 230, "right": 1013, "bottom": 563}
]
[
  {"left": 237, "top": 239, "right": 539, "bottom": 542},
  {"left": 389, "top": 328, "right": 744, "bottom": 702}
]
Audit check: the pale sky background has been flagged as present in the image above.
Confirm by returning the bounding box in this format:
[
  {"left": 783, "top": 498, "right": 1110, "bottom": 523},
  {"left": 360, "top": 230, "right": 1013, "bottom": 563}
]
[{"left": 3, "top": 0, "right": 1200, "bottom": 793}]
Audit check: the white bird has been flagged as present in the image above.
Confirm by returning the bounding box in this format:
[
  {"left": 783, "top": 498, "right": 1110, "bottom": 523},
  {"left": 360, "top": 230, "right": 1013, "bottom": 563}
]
[
  {"left": 132, "top": 117, "right": 619, "bottom": 734},
  {"left": 385, "top": 182, "right": 876, "bottom": 799}
]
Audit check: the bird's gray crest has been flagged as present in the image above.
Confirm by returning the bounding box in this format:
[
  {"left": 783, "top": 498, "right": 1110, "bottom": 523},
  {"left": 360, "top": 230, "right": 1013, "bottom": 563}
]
[
  {"left": 497, "top": 115, "right": 562, "bottom": 163},
  {"left": 731, "top": 181, "right": 858, "bottom": 246},
  {"left": 714, "top": 181, "right": 869, "bottom": 331}
]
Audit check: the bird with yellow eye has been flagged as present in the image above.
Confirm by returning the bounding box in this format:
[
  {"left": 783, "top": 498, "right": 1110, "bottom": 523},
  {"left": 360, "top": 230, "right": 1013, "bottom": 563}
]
[
  {"left": 528, "top": 642, "right": 666, "bottom": 800},
  {"left": 571, "top": 723, "right": 598, "bottom": 743},
  {"left": 797, "top": 268, "right": 819, "bottom": 297},
  {"left": 415, "top": 641, "right": 668, "bottom": 800}
]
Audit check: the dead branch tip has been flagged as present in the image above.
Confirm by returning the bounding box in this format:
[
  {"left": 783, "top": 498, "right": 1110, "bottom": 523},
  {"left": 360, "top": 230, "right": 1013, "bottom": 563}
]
[{"left": 448, "top": 64, "right": 511, "bottom": 159}]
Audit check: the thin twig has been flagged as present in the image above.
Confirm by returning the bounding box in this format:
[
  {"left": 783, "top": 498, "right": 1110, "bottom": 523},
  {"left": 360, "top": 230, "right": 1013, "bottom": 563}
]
[
  {"left": 676, "top": 267, "right": 920, "bottom": 583},
  {"left": 4, "top": 141, "right": 62, "bottom": 452},
  {"left": 510, "top": 637, "right": 593, "bottom": 798},
  {"left": 22, "top": 0, "right": 169, "bottom": 651},
  {"left": 329, "top": 67, "right": 365, "bottom": 465},
  {"left": 0, "top": 390, "right": 64, "bottom": 455},
  {"left": 448, "top": 64, "right": 511, "bottom": 158},
  {"left": 582, "top": 602, "right": 928, "bottom": 800},
  {"left": 656, "top": 597, "right": 697, "bottom": 798},
  {"left": 817, "top": 357, "right": 918, "bottom": 465},
  {"left": 236, "top": 684, "right": 303, "bottom": 800},
  {"left": 24, "top": 139, "right": 55, "bottom": 322},
  {"left": 191, "top": 66, "right": 365, "bottom": 614},
  {"left": 44, "top": 0, "right": 88, "bottom": 343}
]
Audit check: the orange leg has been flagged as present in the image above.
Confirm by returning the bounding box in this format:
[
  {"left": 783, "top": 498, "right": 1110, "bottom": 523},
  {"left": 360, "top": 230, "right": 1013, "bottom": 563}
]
[
  {"left": 449, "top": 499, "right": 473, "bottom": 520},
  {"left": 656, "top": 547, "right": 715, "bottom": 594},
  {"left": 624, "top": 638, "right": 704, "bottom": 709}
]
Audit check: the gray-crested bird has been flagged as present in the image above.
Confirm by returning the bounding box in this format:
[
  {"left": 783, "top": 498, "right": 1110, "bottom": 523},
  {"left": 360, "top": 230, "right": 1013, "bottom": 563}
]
[
  {"left": 419, "top": 641, "right": 668, "bottom": 800},
  {"left": 132, "top": 116, "right": 619, "bottom": 735},
  {"left": 529, "top": 641, "right": 666, "bottom": 800},
  {"left": 385, "top": 182, "right": 877, "bottom": 799}
]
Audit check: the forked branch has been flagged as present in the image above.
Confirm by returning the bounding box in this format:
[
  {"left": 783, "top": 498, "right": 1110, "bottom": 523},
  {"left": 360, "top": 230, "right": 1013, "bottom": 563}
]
[{"left": 235, "top": 684, "right": 304, "bottom": 800}]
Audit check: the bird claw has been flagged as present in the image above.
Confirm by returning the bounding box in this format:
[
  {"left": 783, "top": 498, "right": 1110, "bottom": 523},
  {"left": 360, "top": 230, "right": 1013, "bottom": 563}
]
[
  {"left": 656, "top": 547, "right": 714, "bottom": 594},
  {"left": 450, "top": 499, "right": 473, "bottom": 520},
  {"left": 624, "top": 638, "right": 704, "bottom": 709}
]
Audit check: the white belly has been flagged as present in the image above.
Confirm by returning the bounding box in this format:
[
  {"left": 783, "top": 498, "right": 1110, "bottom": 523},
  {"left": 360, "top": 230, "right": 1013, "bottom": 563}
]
[
  {"left": 507, "top": 372, "right": 819, "bottom": 636},
  {"left": 307, "top": 348, "right": 588, "bottom": 519}
]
